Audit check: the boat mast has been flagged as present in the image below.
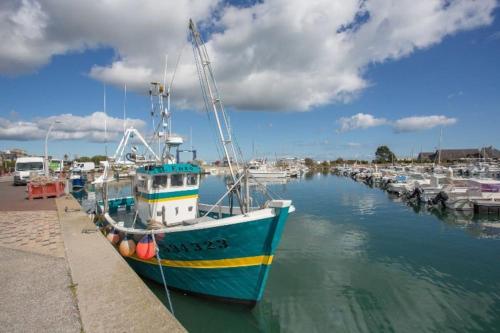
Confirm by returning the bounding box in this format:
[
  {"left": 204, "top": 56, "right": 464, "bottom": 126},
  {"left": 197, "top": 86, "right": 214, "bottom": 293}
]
[
  {"left": 438, "top": 127, "right": 443, "bottom": 165},
  {"left": 189, "top": 19, "right": 245, "bottom": 210},
  {"left": 188, "top": 19, "right": 242, "bottom": 180},
  {"left": 123, "top": 84, "right": 127, "bottom": 135},
  {"left": 104, "top": 84, "right": 108, "bottom": 157}
]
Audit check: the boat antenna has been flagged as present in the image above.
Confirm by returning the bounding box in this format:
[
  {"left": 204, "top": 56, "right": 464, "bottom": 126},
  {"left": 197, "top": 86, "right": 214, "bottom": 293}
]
[
  {"left": 163, "top": 54, "right": 168, "bottom": 94},
  {"left": 190, "top": 126, "right": 193, "bottom": 151},
  {"left": 160, "top": 55, "right": 168, "bottom": 156},
  {"left": 123, "top": 84, "right": 127, "bottom": 135}
]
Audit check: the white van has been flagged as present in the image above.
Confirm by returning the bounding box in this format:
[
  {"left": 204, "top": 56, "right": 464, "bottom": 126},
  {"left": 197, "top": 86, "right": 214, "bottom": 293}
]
[
  {"left": 72, "top": 161, "right": 95, "bottom": 172},
  {"left": 14, "top": 157, "right": 45, "bottom": 185}
]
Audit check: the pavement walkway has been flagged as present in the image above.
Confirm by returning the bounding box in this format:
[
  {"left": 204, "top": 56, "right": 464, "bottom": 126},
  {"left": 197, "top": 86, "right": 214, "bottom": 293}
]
[
  {"left": 0, "top": 182, "right": 56, "bottom": 211},
  {"left": 56, "top": 196, "right": 185, "bottom": 332},
  {"left": 0, "top": 182, "right": 185, "bottom": 332},
  {"left": 0, "top": 209, "right": 81, "bottom": 333}
]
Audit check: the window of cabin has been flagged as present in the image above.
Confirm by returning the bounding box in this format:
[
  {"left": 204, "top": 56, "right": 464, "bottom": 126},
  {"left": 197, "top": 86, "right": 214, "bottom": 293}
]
[
  {"left": 152, "top": 175, "right": 168, "bottom": 188},
  {"left": 186, "top": 174, "right": 198, "bottom": 186},
  {"left": 170, "top": 174, "right": 184, "bottom": 187},
  {"left": 137, "top": 175, "right": 147, "bottom": 189}
]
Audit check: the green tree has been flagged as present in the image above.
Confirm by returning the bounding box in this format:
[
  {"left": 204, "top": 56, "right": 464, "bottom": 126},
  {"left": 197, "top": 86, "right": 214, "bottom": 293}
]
[
  {"left": 77, "top": 156, "right": 92, "bottom": 162},
  {"left": 91, "top": 155, "right": 107, "bottom": 165},
  {"left": 304, "top": 158, "right": 315, "bottom": 168},
  {"left": 375, "top": 145, "right": 396, "bottom": 163}
]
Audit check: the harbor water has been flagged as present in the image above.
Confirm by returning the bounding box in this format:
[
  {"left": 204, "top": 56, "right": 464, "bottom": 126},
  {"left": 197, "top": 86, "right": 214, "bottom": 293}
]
[{"left": 79, "top": 173, "right": 500, "bottom": 332}]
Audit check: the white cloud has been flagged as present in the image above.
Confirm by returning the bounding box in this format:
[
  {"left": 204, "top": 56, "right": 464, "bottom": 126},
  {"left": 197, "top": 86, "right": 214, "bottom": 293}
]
[
  {"left": 346, "top": 142, "right": 361, "bottom": 147},
  {"left": 337, "top": 113, "right": 457, "bottom": 133},
  {"left": 0, "top": 112, "right": 145, "bottom": 142},
  {"left": 393, "top": 115, "right": 457, "bottom": 133},
  {"left": 486, "top": 31, "right": 500, "bottom": 41},
  {"left": 0, "top": 0, "right": 496, "bottom": 111},
  {"left": 337, "top": 113, "right": 387, "bottom": 132},
  {"left": 447, "top": 90, "right": 463, "bottom": 99}
]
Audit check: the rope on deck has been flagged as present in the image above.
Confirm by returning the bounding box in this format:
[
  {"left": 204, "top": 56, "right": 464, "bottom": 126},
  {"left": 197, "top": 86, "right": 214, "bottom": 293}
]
[{"left": 152, "top": 233, "right": 175, "bottom": 316}]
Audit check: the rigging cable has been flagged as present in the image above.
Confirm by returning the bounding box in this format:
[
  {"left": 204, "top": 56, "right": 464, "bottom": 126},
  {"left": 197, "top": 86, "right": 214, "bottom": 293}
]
[{"left": 152, "top": 233, "right": 175, "bottom": 316}]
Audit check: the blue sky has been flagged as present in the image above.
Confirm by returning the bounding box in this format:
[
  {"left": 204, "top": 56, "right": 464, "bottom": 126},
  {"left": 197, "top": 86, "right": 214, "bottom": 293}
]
[{"left": 1, "top": 1, "right": 499, "bottom": 162}]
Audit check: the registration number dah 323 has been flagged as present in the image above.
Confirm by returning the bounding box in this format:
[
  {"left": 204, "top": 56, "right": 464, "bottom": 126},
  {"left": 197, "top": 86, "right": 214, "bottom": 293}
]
[{"left": 162, "top": 239, "right": 229, "bottom": 253}]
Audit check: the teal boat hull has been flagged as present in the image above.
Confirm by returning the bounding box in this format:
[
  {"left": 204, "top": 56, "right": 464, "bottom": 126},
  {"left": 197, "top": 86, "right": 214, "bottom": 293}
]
[{"left": 119, "top": 205, "right": 290, "bottom": 304}]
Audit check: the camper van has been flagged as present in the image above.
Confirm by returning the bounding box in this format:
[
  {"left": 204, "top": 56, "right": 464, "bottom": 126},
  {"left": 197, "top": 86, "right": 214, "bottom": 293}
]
[{"left": 14, "top": 157, "right": 45, "bottom": 185}]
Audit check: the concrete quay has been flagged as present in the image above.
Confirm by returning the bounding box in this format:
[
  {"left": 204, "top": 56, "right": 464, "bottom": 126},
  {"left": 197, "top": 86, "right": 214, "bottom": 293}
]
[{"left": 0, "top": 182, "right": 186, "bottom": 333}]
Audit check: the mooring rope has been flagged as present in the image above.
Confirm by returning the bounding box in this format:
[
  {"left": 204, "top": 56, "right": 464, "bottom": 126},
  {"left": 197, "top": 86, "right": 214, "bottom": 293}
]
[
  {"left": 151, "top": 233, "right": 175, "bottom": 316},
  {"left": 131, "top": 210, "right": 139, "bottom": 229}
]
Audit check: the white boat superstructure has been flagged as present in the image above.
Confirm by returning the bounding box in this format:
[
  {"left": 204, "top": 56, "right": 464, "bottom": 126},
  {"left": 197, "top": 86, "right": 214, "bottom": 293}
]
[{"left": 248, "top": 160, "right": 288, "bottom": 179}]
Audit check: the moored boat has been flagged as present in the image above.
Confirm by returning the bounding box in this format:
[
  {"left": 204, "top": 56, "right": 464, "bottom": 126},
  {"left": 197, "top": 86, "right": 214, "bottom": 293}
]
[{"left": 94, "top": 19, "right": 295, "bottom": 306}]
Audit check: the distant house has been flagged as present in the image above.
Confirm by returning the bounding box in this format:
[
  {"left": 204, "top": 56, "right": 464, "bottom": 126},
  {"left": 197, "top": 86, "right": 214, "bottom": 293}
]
[
  {"left": 482, "top": 146, "right": 500, "bottom": 159},
  {"left": 417, "top": 146, "right": 500, "bottom": 162},
  {"left": 438, "top": 149, "right": 482, "bottom": 162},
  {"left": 417, "top": 152, "right": 434, "bottom": 162},
  {"left": 0, "top": 148, "right": 28, "bottom": 162}
]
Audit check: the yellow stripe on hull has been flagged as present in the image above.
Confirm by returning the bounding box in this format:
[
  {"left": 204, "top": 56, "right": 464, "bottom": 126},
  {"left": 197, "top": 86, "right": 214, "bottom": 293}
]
[
  {"left": 138, "top": 194, "right": 199, "bottom": 203},
  {"left": 129, "top": 254, "right": 274, "bottom": 269}
]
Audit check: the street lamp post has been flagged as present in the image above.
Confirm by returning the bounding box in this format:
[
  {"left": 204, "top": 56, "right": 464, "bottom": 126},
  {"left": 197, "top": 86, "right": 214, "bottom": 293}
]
[{"left": 45, "top": 121, "right": 61, "bottom": 176}]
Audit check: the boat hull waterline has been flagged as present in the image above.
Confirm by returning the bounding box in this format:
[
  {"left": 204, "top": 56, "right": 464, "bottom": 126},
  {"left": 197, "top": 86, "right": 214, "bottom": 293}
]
[{"left": 100, "top": 199, "right": 292, "bottom": 305}]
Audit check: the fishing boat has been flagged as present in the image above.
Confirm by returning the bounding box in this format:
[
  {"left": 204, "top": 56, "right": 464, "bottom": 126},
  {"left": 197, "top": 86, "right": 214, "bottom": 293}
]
[
  {"left": 94, "top": 20, "right": 295, "bottom": 306},
  {"left": 70, "top": 168, "right": 86, "bottom": 190}
]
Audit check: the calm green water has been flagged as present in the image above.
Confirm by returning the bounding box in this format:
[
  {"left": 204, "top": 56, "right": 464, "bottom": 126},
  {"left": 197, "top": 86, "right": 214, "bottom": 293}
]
[
  {"left": 145, "top": 174, "right": 500, "bottom": 333},
  {"left": 79, "top": 174, "right": 500, "bottom": 332}
]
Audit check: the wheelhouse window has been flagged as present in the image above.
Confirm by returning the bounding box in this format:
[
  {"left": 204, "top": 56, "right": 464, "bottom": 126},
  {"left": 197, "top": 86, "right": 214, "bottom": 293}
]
[
  {"left": 136, "top": 175, "right": 148, "bottom": 189},
  {"left": 186, "top": 174, "right": 198, "bottom": 186},
  {"left": 152, "top": 175, "right": 168, "bottom": 188},
  {"left": 170, "top": 174, "right": 184, "bottom": 187}
]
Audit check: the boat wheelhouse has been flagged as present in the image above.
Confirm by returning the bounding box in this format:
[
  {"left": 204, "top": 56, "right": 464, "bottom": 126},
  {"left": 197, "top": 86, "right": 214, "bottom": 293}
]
[{"left": 134, "top": 163, "right": 201, "bottom": 227}]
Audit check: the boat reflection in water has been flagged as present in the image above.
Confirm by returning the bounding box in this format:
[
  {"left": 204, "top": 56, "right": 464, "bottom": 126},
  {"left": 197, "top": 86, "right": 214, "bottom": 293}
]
[{"left": 400, "top": 199, "right": 500, "bottom": 239}]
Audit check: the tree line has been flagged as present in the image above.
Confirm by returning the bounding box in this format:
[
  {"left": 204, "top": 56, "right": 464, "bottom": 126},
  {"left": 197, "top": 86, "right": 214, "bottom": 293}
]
[{"left": 303, "top": 145, "right": 411, "bottom": 170}]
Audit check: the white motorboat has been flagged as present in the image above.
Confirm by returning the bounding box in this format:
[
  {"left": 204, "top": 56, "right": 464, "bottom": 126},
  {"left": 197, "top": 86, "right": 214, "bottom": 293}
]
[{"left": 247, "top": 160, "right": 287, "bottom": 178}]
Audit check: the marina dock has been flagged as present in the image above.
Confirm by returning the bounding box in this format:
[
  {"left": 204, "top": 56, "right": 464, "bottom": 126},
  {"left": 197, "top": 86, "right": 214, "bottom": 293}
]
[{"left": 0, "top": 181, "right": 185, "bottom": 333}]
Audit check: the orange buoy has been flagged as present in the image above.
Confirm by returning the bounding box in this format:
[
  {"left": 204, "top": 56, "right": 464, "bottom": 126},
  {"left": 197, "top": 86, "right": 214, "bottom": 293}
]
[
  {"left": 119, "top": 235, "right": 136, "bottom": 257},
  {"left": 106, "top": 228, "right": 120, "bottom": 245},
  {"left": 136, "top": 235, "right": 156, "bottom": 260}
]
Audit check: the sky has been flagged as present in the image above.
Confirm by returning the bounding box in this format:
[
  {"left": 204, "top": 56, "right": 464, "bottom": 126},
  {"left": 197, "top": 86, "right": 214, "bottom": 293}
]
[{"left": 1, "top": 0, "right": 499, "bottom": 162}]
